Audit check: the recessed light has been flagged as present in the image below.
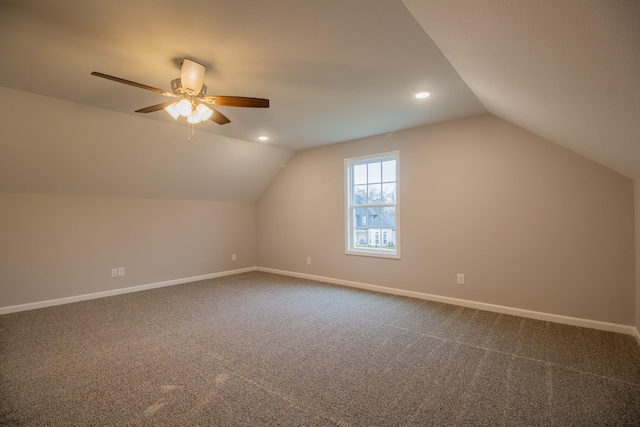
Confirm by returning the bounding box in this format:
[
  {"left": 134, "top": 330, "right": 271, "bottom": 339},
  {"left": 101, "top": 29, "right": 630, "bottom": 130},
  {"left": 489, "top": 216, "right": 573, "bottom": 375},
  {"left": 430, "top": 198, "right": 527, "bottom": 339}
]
[
  {"left": 258, "top": 136, "right": 269, "bottom": 142},
  {"left": 415, "top": 92, "right": 430, "bottom": 99}
]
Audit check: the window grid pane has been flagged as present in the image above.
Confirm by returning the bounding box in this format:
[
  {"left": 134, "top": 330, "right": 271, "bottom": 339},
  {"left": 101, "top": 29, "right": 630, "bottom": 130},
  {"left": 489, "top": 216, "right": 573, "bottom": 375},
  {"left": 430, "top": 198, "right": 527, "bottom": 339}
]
[
  {"left": 354, "top": 164, "right": 367, "bottom": 185},
  {"left": 368, "top": 184, "right": 382, "bottom": 204},
  {"left": 382, "top": 183, "right": 396, "bottom": 204},
  {"left": 353, "top": 185, "right": 367, "bottom": 205},
  {"left": 382, "top": 160, "right": 396, "bottom": 183},
  {"left": 367, "top": 162, "right": 382, "bottom": 184}
]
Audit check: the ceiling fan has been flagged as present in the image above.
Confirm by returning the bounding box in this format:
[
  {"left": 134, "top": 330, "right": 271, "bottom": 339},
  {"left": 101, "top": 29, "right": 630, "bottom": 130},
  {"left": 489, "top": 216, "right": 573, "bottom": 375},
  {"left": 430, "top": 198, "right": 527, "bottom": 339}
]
[{"left": 91, "top": 59, "right": 269, "bottom": 126}]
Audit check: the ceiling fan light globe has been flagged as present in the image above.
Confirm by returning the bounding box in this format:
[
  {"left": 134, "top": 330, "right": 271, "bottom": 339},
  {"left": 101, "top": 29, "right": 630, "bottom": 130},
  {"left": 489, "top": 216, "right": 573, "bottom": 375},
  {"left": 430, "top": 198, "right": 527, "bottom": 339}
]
[
  {"left": 196, "top": 104, "right": 213, "bottom": 121},
  {"left": 187, "top": 111, "right": 202, "bottom": 124},
  {"left": 176, "top": 99, "right": 192, "bottom": 117},
  {"left": 164, "top": 102, "right": 180, "bottom": 120}
]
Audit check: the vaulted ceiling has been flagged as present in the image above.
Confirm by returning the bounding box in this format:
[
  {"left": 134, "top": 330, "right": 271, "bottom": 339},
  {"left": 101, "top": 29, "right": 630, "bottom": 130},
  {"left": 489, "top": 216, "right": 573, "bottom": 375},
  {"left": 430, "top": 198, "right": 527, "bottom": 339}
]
[
  {"left": 1, "top": 0, "right": 638, "bottom": 202},
  {"left": 0, "top": 0, "right": 484, "bottom": 151},
  {"left": 403, "top": 0, "right": 640, "bottom": 179}
]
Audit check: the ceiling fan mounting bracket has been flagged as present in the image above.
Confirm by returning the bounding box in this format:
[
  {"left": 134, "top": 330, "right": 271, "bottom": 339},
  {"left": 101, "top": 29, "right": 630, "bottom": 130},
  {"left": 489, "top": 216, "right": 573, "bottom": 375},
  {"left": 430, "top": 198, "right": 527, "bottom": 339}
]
[{"left": 171, "top": 78, "right": 207, "bottom": 98}]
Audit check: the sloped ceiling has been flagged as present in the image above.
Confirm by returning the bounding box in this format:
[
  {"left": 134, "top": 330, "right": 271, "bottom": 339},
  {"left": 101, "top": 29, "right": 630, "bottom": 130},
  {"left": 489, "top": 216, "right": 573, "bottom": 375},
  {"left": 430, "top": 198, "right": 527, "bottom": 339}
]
[
  {"left": 0, "top": 86, "right": 293, "bottom": 202},
  {"left": 0, "top": 0, "right": 483, "bottom": 151},
  {"left": 0, "top": 0, "right": 638, "bottom": 203},
  {"left": 403, "top": 0, "right": 640, "bottom": 179},
  {"left": 0, "top": 0, "right": 486, "bottom": 201}
]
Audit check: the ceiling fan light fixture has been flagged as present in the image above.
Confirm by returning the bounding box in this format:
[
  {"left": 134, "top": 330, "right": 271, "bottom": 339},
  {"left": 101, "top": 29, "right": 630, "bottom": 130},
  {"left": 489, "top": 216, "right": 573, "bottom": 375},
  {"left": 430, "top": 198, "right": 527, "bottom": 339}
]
[
  {"left": 176, "top": 99, "right": 192, "bottom": 117},
  {"left": 91, "top": 59, "right": 269, "bottom": 135},
  {"left": 181, "top": 59, "right": 206, "bottom": 95},
  {"left": 196, "top": 103, "right": 213, "bottom": 121},
  {"left": 164, "top": 102, "right": 180, "bottom": 119}
]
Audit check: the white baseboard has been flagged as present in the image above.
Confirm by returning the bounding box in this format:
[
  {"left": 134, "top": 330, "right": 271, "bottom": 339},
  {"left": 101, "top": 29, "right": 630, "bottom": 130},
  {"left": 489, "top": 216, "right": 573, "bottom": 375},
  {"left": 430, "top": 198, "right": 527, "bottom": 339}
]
[
  {"left": 0, "top": 267, "right": 257, "bottom": 315},
  {"left": 3, "top": 266, "right": 638, "bottom": 345},
  {"left": 257, "top": 267, "right": 638, "bottom": 338}
]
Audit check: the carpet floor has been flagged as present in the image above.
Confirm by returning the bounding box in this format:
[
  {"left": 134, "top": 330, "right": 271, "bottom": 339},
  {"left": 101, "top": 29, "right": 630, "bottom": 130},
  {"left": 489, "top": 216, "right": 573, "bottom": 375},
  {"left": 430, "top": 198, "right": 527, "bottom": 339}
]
[{"left": 1, "top": 271, "right": 639, "bottom": 426}]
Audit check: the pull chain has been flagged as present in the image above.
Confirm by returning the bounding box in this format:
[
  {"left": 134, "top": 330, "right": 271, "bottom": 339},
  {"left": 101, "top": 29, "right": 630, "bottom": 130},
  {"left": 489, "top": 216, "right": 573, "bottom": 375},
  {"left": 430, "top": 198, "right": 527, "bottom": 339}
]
[{"left": 187, "top": 123, "right": 195, "bottom": 142}]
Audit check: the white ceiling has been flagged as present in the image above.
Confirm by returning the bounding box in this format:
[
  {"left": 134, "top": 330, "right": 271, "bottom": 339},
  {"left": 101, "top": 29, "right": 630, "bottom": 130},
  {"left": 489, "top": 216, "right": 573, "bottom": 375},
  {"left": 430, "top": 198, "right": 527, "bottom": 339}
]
[
  {"left": 0, "top": 0, "right": 484, "bottom": 152},
  {"left": 404, "top": 0, "right": 640, "bottom": 179},
  {"left": 0, "top": 0, "right": 638, "bottom": 203}
]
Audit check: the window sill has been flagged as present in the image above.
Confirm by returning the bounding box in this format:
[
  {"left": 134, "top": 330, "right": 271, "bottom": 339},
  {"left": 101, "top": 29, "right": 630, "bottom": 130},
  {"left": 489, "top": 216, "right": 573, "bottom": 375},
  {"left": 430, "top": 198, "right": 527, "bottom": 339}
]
[{"left": 345, "top": 249, "right": 401, "bottom": 260}]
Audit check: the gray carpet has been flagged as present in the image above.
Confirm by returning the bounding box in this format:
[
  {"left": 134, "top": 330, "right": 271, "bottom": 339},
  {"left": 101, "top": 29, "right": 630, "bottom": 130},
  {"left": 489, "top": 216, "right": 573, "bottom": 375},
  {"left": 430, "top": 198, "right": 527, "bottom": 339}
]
[{"left": 1, "top": 271, "right": 639, "bottom": 426}]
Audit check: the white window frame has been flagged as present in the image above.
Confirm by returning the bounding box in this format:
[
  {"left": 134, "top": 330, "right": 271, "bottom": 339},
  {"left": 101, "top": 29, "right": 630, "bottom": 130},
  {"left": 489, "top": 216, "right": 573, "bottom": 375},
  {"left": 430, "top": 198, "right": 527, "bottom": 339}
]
[{"left": 344, "top": 151, "right": 400, "bottom": 259}]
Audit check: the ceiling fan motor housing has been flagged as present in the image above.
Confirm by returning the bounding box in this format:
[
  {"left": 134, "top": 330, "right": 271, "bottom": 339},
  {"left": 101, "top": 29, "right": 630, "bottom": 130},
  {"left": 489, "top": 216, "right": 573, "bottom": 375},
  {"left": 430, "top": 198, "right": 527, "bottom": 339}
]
[{"left": 180, "top": 59, "right": 206, "bottom": 95}]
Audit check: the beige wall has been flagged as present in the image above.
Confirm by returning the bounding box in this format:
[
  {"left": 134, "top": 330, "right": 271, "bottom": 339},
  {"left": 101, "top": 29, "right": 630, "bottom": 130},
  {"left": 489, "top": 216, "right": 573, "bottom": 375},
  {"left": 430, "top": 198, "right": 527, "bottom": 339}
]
[
  {"left": 635, "top": 179, "right": 640, "bottom": 332},
  {"left": 0, "top": 194, "right": 256, "bottom": 307},
  {"left": 257, "top": 114, "right": 635, "bottom": 325}
]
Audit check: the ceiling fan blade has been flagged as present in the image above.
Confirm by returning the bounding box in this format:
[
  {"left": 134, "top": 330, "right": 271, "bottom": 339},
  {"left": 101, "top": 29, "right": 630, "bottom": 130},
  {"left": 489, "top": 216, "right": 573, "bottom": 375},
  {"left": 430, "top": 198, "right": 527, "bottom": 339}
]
[
  {"left": 135, "top": 102, "right": 175, "bottom": 113},
  {"left": 202, "top": 96, "right": 269, "bottom": 108},
  {"left": 210, "top": 107, "right": 231, "bottom": 125},
  {"left": 91, "top": 72, "right": 176, "bottom": 97}
]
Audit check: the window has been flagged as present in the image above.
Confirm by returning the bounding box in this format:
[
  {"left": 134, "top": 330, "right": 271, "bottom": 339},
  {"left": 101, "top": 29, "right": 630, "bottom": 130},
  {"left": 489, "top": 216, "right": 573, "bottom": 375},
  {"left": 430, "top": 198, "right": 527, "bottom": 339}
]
[{"left": 345, "top": 151, "right": 399, "bottom": 258}]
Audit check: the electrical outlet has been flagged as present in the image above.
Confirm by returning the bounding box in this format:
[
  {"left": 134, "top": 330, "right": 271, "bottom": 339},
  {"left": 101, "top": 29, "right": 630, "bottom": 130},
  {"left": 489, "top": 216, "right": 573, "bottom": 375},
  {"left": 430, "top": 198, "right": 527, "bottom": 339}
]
[
  {"left": 457, "top": 273, "right": 465, "bottom": 285},
  {"left": 118, "top": 267, "right": 125, "bottom": 277},
  {"left": 307, "top": 257, "right": 311, "bottom": 265},
  {"left": 111, "top": 268, "right": 118, "bottom": 277},
  {"left": 232, "top": 254, "right": 237, "bottom": 261}
]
